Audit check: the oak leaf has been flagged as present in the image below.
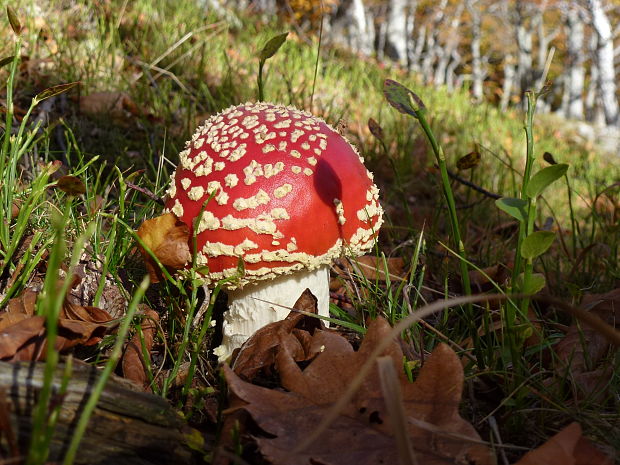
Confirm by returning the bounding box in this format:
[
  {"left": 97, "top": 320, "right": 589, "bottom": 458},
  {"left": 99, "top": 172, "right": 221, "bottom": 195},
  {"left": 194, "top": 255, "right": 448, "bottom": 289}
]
[
  {"left": 514, "top": 422, "right": 613, "bottom": 465},
  {"left": 224, "top": 316, "right": 493, "bottom": 465}
]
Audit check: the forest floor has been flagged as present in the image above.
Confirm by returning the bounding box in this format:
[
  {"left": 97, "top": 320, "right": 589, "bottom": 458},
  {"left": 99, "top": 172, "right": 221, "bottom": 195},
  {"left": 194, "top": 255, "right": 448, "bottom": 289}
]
[{"left": 0, "top": 1, "right": 618, "bottom": 464}]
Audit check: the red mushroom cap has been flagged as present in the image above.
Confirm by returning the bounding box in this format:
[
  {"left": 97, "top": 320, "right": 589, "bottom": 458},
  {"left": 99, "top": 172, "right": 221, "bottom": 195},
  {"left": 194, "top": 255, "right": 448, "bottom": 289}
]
[{"left": 165, "top": 102, "right": 383, "bottom": 287}]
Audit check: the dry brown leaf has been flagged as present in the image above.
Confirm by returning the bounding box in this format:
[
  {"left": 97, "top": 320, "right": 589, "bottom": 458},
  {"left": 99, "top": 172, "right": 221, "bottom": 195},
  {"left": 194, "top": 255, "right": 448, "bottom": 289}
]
[
  {"left": 232, "top": 289, "right": 350, "bottom": 381},
  {"left": 554, "top": 289, "right": 619, "bottom": 399},
  {"left": 62, "top": 301, "right": 113, "bottom": 324},
  {"left": 137, "top": 213, "right": 191, "bottom": 283},
  {"left": 0, "top": 312, "right": 33, "bottom": 333},
  {"left": 0, "top": 287, "right": 114, "bottom": 361},
  {"left": 122, "top": 309, "right": 160, "bottom": 391},
  {"left": 468, "top": 264, "right": 511, "bottom": 292},
  {"left": 351, "top": 255, "right": 406, "bottom": 281},
  {"left": 224, "top": 316, "right": 493, "bottom": 465},
  {"left": 514, "top": 422, "right": 613, "bottom": 465},
  {"left": 6, "top": 288, "right": 37, "bottom": 316},
  {"left": 79, "top": 91, "right": 139, "bottom": 123}
]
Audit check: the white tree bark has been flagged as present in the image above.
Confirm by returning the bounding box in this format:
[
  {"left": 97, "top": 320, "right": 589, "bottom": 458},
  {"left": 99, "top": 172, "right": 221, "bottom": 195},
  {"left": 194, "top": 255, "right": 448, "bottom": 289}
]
[
  {"left": 409, "top": 23, "right": 426, "bottom": 72},
  {"left": 515, "top": 2, "right": 533, "bottom": 101},
  {"left": 467, "top": 0, "right": 484, "bottom": 102},
  {"left": 328, "top": 0, "right": 375, "bottom": 56},
  {"left": 434, "top": 2, "right": 465, "bottom": 86},
  {"left": 565, "top": 4, "right": 585, "bottom": 120},
  {"left": 586, "top": 32, "right": 601, "bottom": 122},
  {"left": 385, "top": 0, "right": 409, "bottom": 65},
  {"left": 420, "top": 0, "right": 448, "bottom": 82},
  {"left": 405, "top": 1, "right": 418, "bottom": 69},
  {"left": 588, "top": 0, "right": 619, "bottom": 125},
  {"left": 501, "top": 54, "right": 516, "bottom": 111}
]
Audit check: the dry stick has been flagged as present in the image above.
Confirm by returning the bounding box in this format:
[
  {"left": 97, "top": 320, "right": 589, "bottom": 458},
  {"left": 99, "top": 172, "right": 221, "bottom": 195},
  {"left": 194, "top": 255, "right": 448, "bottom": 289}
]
[
  {"left": 446, "top": 168, "right": 501, "bottom": 200},
  {"left": 125, "top": 181, "right": 163, "bottom": 205},
  {"left": 291, "top": 292, "right": 620, "bottom": 456}
]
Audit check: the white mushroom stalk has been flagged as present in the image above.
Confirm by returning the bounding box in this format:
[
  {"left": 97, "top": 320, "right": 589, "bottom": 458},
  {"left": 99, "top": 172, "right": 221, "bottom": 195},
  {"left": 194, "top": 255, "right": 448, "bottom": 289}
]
[
  {"left": 163, "top": 102, "right": 383, "bottom": 362},
  {"left": 213, "top": 265, "right": 330, "bottom": 360}
]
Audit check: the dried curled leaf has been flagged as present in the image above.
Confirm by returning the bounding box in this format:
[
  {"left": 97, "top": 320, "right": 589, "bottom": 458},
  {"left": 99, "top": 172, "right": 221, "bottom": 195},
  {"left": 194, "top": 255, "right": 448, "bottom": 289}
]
[
  {"left": 137, "top": 213, "right": 191, "bottom": 283},
  {"left": 232, "top": 289, "right": 349, "bottom": 381},
  {"left": 122, "top": 308, "right": 159, "bottom": 391},
  {"left": 0, "top": 287, "right": 115, "bottom": 361},
  {"left": 224, "top": 314, "right": 493, "bottom": 465}
]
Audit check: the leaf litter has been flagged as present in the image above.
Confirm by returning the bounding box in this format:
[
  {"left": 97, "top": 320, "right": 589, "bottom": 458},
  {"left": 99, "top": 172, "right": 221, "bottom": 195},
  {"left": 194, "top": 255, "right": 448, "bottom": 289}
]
[
  {"left": 222, "top": 290, "right": 494, "bottom": 465},
  {"left": 0, "top": 280, "right": 115, "bottom": 361}
]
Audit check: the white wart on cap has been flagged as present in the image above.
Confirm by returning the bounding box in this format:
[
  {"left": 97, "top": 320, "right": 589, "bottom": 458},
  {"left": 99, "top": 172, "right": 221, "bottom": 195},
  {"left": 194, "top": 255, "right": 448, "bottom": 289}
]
[{"left": 165, "top": 102, "right": 383, "bottom": 359}]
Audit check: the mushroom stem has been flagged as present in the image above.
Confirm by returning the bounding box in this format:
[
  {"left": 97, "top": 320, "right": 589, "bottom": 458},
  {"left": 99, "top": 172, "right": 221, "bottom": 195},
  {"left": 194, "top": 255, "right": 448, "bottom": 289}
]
[{"left": 213, "top": 265, "right": 330, "bottom": 361}]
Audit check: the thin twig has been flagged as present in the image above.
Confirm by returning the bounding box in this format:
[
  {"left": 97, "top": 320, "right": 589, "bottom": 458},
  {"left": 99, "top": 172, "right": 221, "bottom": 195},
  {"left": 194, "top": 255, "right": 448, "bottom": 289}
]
[
  {"left": 446, "top": 168, "right": 501, "bottom": 200},
  {"left": 125, "top": 181, "right": 163, "bottom": 205}
]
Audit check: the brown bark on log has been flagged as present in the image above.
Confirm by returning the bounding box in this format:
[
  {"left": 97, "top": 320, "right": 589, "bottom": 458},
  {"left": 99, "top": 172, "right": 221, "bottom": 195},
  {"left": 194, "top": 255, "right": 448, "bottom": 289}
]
[{"left": 0, "top": 360, "right": 205, "bottom": 464}]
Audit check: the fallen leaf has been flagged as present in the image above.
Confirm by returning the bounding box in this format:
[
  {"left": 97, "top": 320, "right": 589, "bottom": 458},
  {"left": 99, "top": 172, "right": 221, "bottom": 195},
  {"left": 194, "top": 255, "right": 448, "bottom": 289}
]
[
  {"left": 62, "top": 301, "right": 113, "bottom": 324},
  {"left": 554, "top": 289, "right": 619, "bottom": 399},
  {"left": 349, "top": 256, "right": 406, "bottom": 282},
  {"left": 514, "top": 422, "right": 613, "bottom": 465},
  {"left": 79, "top": 91, "right": 140, "bottom": 123},
  {"left": 0, "top": 312, "right": 31, "bottom": 332},
  {"left": 0, "top": 287, "right": 114, "bottom": 361},
  {"left": 137, "top": 213, "right": 191, "bottom": 283},
  {"left": 122, "top": 309, "right": 160, "bottom": 391},
  {"left": 232, "top": 289, "right": 350, "bottom": 382},
  {"left": 6, "top": 288, "right": 37, "bottom": 316},
  {"left": 224, "top": 316, "right": 493, "bottom": 465}
]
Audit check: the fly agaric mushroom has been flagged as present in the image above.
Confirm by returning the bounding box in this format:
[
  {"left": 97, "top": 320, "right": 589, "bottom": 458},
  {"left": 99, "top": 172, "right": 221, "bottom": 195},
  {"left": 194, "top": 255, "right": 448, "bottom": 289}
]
[{"left": 164, "top": 102, "right": 383, "bottom": 360}]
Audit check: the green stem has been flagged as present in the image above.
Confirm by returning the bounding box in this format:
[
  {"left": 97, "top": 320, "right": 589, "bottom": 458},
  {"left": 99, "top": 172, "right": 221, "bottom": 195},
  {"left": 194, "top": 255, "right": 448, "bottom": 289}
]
[
  {"left": 415, "top": 109, "right": 482, "bottom": 366},
  {"left": 257, "top": 61, "right": 265, "bottom": 101}
]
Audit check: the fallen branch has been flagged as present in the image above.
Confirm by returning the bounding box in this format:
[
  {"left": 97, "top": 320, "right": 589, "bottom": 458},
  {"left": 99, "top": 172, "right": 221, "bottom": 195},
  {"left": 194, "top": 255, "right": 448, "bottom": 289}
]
[{"left": 0, "top": 359, "right": 205, "bottom": 464}]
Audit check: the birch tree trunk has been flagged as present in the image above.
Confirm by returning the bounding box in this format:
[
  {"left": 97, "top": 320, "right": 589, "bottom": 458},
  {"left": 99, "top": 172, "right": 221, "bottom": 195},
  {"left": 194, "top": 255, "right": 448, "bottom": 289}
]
[
  {"left": 405, "top": 1, "right": 418, "bottom": 70},
  {"left": 420, "top": 0, "right": 448, "bottom": 83},
  {"left": 434, "top": 3, "right": 465, "bottom": 86},
  {"left": 467, "top": 0, "right": 484, "bottom": 102},
  {"left": 586, "top": 32, "right": 601, "bottom": 122},
  {"left": 588, "top": 0, "right": 619, "bottom": 125},
  {"left": 385, "top": 0, "right": 409, "bottom": 64},
  {"left": 409, "top": 24, "right": 426, "bottom": 72},
  {"left": 565, "top": 4, "right": 585, "bottom": 120},
  {"left": 501, "top": 54, "right": 516, "bottom": 111},
  {"left": 515, "top": 2, "right": 533, "bottom": 102},
  {"left": 446, "top": 50, "right": 462, "bottom": 92},
  {"left": 328, "top": 0, "right": 375, "bottom": 56}
]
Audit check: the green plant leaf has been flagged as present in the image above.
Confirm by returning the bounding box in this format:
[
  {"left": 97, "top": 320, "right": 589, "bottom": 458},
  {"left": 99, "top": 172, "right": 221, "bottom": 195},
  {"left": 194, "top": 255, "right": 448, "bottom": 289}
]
[
  {"left": 259, "top": 32, "right": 288, "bottom": 62},
  {"left": 514, "top": 272, "right": 546, "bottom": 295},
  {"left": 495, "top": 197, "right": 527, "bottom": 222},
  {"left": 383, "top": 79, "right": 424, "bottom": 117},
  {"left": 521, "top": 231, "right": 556, "bottom": 259},
  {"left": 35, "top": 82, "right": 80, "bottom": 102},
  {"left": 526, "top": 164, "right": 569, "bottom": 198},
  {"left": 0, "top": 55, "right": 16, "bottom": 68},
  {"left": 7, "top": 6, "right": 22, "bottom": 35}
]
